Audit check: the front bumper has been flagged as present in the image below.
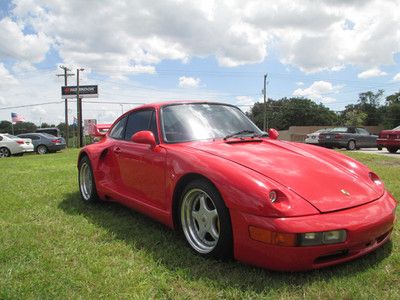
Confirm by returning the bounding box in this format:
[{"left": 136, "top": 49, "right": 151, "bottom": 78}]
[
  {"left": 230, "top": 191, "right": 397, "bottom": 271},
  {"left": 377, "top": 138, "right": 400, "bottom": 147}
]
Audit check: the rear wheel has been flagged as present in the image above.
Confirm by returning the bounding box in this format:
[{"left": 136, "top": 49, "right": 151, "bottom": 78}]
[
  {"left": 347, "top": 140, "right": 356, "bottom": 150},
  {"left": 0, "top": 147, "right": 11, "bottom": 158},
  {"left": 179, "top": 179, "right": 232, "bottom": 259},
  {"left": 37, "top": 145, "right": 48, "bottom": 154},
  {"left": 78, "top": 156, "right": 99, "bottom": 203},
  {"left": 387, "top": 147, "right": 399, "bottom": 154}
]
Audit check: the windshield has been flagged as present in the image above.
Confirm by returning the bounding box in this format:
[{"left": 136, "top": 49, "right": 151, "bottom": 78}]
[
  {"left": 161, "top": 103, "right": 263, "bottom": 143},
  {"left": 393, "top": 125, "right": 400, "bottom": 130}
]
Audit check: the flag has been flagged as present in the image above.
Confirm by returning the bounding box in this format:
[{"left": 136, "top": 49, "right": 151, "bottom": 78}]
[{"left": 11, "top": 112, "right": 25, "bottom": 124}]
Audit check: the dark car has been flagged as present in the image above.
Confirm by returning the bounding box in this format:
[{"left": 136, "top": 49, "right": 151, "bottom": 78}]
[
  {"left": 17, "top": 133, "right": 66, "bottom": 154},
  {"left": 377, "top": 125, "right": 400, "bottom": 153},
  {"left": 318, "top": 127, "right": 378, "bottom": 150}
]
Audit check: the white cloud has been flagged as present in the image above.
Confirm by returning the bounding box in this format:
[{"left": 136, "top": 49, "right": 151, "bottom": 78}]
[
  {"left": 357, "top": 68, "right": 388, "bottom": 79},
  {"left": 296, "top": 81, "right": 304, "bottom": 86},
  {"left": 293, "top": 80, "right": 342, "bottom": 103},
  {"left": 0, "top": 63, "right": 18, "bottom": 88},
  {"left": 235, "top": 95, "right": 258, "bottom": 112},
  {"left": 392, "top": 73, "right": 400, "bottom": 82},
  {"left": 178, "top": 76, "right": 201, "bottom": 88},
  {"left": 6, "top": 0, "right": 398, "bottom": 75},
  {"left": 0, "top": 17, "right": 50, "bottom": 64}
]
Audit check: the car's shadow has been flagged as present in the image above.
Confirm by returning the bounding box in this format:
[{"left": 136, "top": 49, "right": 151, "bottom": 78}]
[{"left": 59, "top": 192, "right": 393, "bottom": 294}]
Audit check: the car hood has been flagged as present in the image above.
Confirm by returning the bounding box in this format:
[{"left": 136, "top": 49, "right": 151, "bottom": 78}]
[{"left": 188, "top": 139, "right": 381, "bottom": 213}]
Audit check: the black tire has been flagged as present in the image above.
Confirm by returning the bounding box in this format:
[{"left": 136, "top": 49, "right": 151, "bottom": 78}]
[
  {"left": 377, "top": 146, "right": 383, "bottom": 151},
  {"left": 36, "top": 144, "right": 48, "bottom": 155},
  {"left": 179, "top": 179, "right": 233, "bottom": 260},
  {"left": 78, "top": 156, "right": 99, "bottom": 203},
  {"left": 0, "top": 147, "right": 11, "bottom": 158},
  {"left": 387, "top": 147, "right": 399, "bottom": 154},
  {"left": 347, "top": 140, "right": 356, "bottom": 150}
]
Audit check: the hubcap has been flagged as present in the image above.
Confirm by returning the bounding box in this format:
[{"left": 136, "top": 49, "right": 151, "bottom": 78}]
[
  {"left": 0, "top": 148, "right": 9, "bottom": 158},
  {"left": 79, "top": 162, "right": 93, "bottom": 201},
  {"left": 181, "top": 188, "right": 220, "bottom": 254},
  {"left": 38, "top": 146, "right": 46, "bottom": 154}
]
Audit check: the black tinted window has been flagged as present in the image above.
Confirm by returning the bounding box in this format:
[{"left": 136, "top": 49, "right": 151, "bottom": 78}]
[
  {"left": 109, "top": 116, "right": 127, "bottom": 140},
  {"left": 124, "top": 110, "right": 153, "bottom": 140}
]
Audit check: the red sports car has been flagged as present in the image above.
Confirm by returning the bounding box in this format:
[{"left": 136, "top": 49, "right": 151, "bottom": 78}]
[
  {"left": 78, "top": 101, "right": 397, "bottom": 271},
  {"left": 377, "top": 125, "right": 400, "bottom": 153}
]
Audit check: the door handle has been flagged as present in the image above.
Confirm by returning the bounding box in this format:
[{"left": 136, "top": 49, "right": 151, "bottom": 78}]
[{"left": 114, "top": 147, "right": 122, "bottom": 154}]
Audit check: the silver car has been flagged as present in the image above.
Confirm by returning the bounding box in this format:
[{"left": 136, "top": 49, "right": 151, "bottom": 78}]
[{"left": 17, "top": 133, "right": 66, "bottom": 154}]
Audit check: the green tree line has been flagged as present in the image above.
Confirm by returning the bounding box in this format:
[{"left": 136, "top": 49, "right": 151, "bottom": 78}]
[{"left": 247, "top": 90, "right": 400, "bottom": 130}]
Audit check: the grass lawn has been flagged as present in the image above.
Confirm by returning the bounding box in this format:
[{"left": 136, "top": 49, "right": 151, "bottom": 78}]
[{"left": 0, "top": 149, "right": 399, "bottom": 299}]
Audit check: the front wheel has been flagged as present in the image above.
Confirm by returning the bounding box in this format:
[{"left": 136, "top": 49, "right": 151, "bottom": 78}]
[
  {"left": 78, "top": 156, "right": 99, "bottom": 203},
  {"left": 0, "top": 147, "right": 11, "bottom": 158},
  {"left": 179, "top": 179, "right": 233, "bottom": 259},
  {"left": 387, "top": 147, "right": 399, "bottom": 154}
]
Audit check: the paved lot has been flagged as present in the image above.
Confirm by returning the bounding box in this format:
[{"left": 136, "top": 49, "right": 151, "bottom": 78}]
[{"left": 357, "top": 148, "right": 400, "bottom": 158}]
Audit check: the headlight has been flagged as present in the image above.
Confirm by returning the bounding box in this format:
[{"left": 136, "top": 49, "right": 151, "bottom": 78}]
[{"left": 299, "top": 230, "right": 347, "bottom": 246}]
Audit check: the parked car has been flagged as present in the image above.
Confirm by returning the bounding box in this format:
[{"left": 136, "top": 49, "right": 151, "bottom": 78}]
[
  {"left": 0, "top": 133, "right": 34, "bottom": 157},
  {"left": 77, "top": 101, "right": 397, "bottom": 271},
  {"left": 17, "top": 133, "right": 66, "bottom": 154},
  {"left": 377, "top": 125, "right": 400, "bottom": 153},
  {"left": 318, "top": 127, "right": 379, "bottom": 150},
  {"left": 304, "top": 129, "right": 328, "bottom": 144}
]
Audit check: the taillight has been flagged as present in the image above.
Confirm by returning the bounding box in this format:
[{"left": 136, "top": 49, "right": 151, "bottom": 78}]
[
  {"left": 16, "top": 140, "right": 24, "bottom": 144},
  {"left": 334, "top": 134, "right": 342, "bottom": 140},
  {"left": 52, "top": 139, "right": 61, "bottom": 143}
]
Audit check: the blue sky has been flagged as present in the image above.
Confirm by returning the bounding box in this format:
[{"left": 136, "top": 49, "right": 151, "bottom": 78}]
[{"left": 0, "top": 0, "right": 399, "bottom": 124}]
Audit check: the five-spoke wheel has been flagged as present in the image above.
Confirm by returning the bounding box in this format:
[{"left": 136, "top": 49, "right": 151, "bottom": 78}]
[{"left": 180, "top": 179, "right": 232, "bottom": 259}]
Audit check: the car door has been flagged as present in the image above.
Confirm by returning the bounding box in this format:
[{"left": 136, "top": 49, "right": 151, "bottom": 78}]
[
  {"left": 357, "top": 128, "right": 376, "bottom": 147},
  {"left": 113, "top": 109, "right": 167, "bottom": 210}
]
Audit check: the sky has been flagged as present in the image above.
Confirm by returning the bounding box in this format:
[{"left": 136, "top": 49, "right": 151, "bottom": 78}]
[{"left": 0, "top": 0, "right": 399, "bottom": 125}]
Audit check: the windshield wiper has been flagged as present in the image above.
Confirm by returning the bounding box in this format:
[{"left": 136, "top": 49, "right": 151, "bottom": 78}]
[{"left": 223, "top": 130, "right": 255, "bottom": 140}]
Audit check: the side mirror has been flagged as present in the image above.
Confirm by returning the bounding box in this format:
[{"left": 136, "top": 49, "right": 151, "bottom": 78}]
[
  {"left": 131, "top": 131, "right": 156, "bottom": 148},
  {"left": 268, "top": 128, "right": 279, "bottom": 140}
]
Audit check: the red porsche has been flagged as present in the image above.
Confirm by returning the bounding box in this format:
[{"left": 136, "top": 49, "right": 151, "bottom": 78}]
[{"left": 78, "top": 101, "right": 397, "bottom": 271}]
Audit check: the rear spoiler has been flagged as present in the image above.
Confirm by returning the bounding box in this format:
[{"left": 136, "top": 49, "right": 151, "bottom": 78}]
[{"left": 88, "top": 123, "right": 112, "bottom": 137}]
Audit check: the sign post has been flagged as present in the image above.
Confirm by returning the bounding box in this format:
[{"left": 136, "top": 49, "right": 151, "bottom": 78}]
[{"left": 61, "top": 83, "right": 98, "bottom": 147}]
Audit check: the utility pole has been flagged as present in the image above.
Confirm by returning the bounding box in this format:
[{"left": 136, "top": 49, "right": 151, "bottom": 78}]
[
  {"left": 263, "top": 74, "right": 268, "bottom": 132},
  {"left": 57, "top": 66, "right": 74, "bottom": 147},
  {"left": 77, "top": 68, "right": 84, "bottom": 148}
]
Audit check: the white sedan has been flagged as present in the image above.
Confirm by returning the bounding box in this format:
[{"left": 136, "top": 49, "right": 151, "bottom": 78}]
[
  {"left": 304, "top": 129, "right": 328, "bottom": 144},
  {"left": 0, "top": 133, "right": 34, "bottom": 158}
]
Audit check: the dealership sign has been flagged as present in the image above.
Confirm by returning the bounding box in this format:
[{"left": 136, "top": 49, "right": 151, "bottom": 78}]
[{"left": 61, "top": 85, "right": 98, "bottom": 99}]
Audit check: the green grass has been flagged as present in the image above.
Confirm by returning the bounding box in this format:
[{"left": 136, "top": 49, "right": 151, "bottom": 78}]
[{"left": 0, "top": 149, "right": 399, "bottom": 299}]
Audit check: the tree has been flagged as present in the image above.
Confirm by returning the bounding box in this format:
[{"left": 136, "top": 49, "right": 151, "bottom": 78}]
[
  {"left": 12, "top": 122, "right": 37, "bottom": 135},
  {"left": 382, "top": 91, "right": 400, "bottom": 129},
  {"left": 342, "top": 110, "right": 367, "bottom": 127},
  {"left": 0, "top": 121, "right": 13, "bottom": 133},
  {"left": 247, "top": 97, "right": 339, "bottom": 130}
]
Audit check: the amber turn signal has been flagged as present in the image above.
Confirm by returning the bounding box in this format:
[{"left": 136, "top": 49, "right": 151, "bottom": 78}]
[{"left": 249, "top": 226, "right": 297, "bottom": 247}]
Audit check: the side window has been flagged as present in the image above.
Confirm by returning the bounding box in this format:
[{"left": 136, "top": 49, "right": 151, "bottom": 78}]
[
  {"left": 357, "top": 128, "right": 369, "bottom": 135},
  {"left": 124, "top": 110, "right": 153, "bottom": 141},
  {"left": 31, "top": 135, "right": 40, "bottom": 140},
  {"left": 347, "top": 127, "right": 356, "bottom": 134},
  {"left": 109, "top": 116, "right": 128, "bottom": 140}
]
